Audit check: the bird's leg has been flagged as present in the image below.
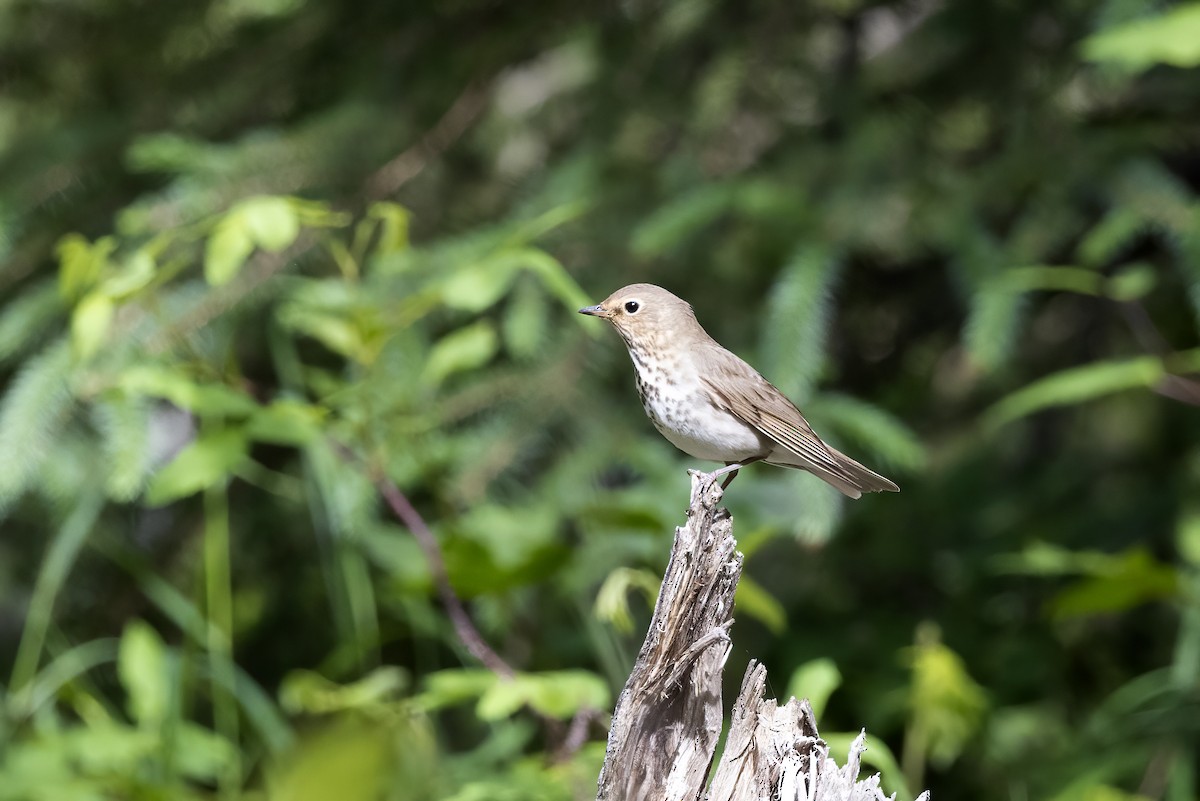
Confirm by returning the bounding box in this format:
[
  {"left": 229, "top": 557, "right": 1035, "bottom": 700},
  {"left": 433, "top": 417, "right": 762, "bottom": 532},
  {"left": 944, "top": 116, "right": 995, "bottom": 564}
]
[
  {"left": 720, "top": 462, "right": 741, "bottom": 490},
  {"left": 709, "top": 456, "right": 768, "bottom": 490}
]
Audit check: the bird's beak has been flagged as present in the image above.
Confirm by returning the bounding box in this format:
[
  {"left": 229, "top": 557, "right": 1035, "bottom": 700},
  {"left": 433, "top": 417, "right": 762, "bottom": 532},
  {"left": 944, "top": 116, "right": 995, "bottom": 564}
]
[{"left": 578, "top": 304, "right": 610, "bottom": 318}]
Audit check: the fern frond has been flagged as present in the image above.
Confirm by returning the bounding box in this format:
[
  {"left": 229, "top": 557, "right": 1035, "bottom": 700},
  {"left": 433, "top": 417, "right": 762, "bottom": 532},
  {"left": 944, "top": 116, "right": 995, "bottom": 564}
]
[
  {"left": 0, "top": 341, "right": 76, "bottom": 513},
  {"left": 964, "top": 281, "right": 1024, "bottom": 372},
  {"left": 0, "top": 281, "right": 65, "bottom": 365},
  {"left": 93, "top": 392, "right": 152, "bottom": 502},
  {"left": 760, "top": 244, "right": 841, "bottom": 402}
]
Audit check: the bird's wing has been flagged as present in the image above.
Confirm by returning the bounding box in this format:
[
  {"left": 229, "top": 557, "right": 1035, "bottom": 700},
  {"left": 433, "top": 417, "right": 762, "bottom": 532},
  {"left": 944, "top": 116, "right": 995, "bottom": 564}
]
[
  {"left": 701, "top": 365, "right": 844, "bottom": 473},
  {"left": 699, "top": 346, "right": 898, "bottom": 497}
]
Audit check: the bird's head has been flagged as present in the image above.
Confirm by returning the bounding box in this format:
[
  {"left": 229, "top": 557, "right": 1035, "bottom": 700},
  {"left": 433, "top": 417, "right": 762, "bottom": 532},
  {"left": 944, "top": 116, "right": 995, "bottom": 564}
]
[{"left": 578, "top": 283, "right": 699, "bottom": 346}]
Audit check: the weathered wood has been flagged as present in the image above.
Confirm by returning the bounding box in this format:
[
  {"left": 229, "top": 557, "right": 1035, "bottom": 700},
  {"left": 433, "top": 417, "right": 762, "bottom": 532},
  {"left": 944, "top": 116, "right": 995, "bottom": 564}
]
[{"left": 595, "top": 472, "right": 929, "bottom": 801}]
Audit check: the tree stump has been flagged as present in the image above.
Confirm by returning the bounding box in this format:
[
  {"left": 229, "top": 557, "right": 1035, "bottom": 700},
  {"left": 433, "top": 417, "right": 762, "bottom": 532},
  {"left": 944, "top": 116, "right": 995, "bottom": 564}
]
[{"left": 595, "top": 472, "right": 929, "bottom": 801}]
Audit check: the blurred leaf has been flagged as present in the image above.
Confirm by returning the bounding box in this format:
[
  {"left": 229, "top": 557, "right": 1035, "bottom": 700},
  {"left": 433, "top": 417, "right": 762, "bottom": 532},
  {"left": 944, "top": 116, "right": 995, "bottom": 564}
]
[
  {"left": 477, "top": 670, "right": 609, "bottom": 721},
  {"left": 905, "top": 623, "right": 987, "bottom": 770},
  {"left": 266, "top": 718, "right": 394, "bottom": 801},
  {"left": 631, "top": 184, "right": 736, "bottom": 257},
  {"left": 417, "top": 669, "right": 498, "bottom": 711},
  {"left": 1083, "top": 3, "right": 1200, "bottom": 71},
  {"left": 368, "top": 201, "right": 410, "bottom": 255},
  {"left": 100, "top": 250, "right": 156, "bottom": 299},
  {"left": 118, "top": 620, "right": 170, "bottom": 727},
  {"left": 422, "top": 321, "right": 499, "bottom": 386},
  {"left": 760, "top": 244, "right": 840, "bottom": 400},
  {"left": 70, "top": 291, "right": 114, "bottom": 360},
  {"left": 1051, "top": 549, "right": 1178, "bottom": 619},
  {"left": 734, "top": 574, "right": 787, "bottom": 634},
  {"left": 441, "top": 256, "right": 521, "bottom": 313},
  {"left": 237, "top": 195, "right": 300, "bottom": 251},
  {"left": 205, "top": 213, "right": 255, "bottom": 286},
  {"left": 593, "top": 566, "right": 660, "bottom": 633},
  {"left": 0, "top": 341, "right": 73, "bottom": 511},
  {"left": 0, "top": 280, "right": 64, "bottom": 365},
  {"left": 145, "top": 428, "right": 247, "bottom": 506},
  {"left": 1105, "top": 263, "right": 1156, "bottom": 301},
  {"left": 501, "top": 278, "right": 548, "bottom": 359},
  {"left": 808, "top": 394, "right": 926, "bottom": 470},
  {"left": 785, "top": 658, "right": 842, "bottom": 721},
  {"left": 965, "top": 280, "right": 1023, "bottom": 372},
  {"left": 279, "top": 667, "right": 407, "bottom": 714},
  {"left": 984, "top": 355, "right": 1167, "bottom": 428},
  {"left": 119, "top": 365, "right": 259, "bottom": 417},
  {"left": 1177, "top": 506, "right": 1200, "bottom": 568},
  {"left": 245, "top": 400, "right": 325, "bottom": 446},
  {"left": 1077, "top": 208, "right": 1144, "bottom": 267},
  {"left": 57, "top": 234, "right": 113, "bottom": 300}
]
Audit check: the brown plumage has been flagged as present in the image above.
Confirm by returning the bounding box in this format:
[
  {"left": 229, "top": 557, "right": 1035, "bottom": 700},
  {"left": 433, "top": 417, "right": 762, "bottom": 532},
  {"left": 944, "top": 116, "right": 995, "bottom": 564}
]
[{"left": 579, "top": 283, "right": 898, "bottom": 498}]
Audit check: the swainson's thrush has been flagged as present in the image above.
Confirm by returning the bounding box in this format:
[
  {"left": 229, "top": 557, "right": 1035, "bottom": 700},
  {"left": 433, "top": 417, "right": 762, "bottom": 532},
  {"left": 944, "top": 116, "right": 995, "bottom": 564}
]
[{"left": 579, "top": 283, "right": 899, "bottom": 498}]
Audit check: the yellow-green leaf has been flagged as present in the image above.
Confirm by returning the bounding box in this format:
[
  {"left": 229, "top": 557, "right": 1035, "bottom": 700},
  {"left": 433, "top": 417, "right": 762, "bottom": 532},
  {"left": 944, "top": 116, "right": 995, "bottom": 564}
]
[
  {"left": 237, "top": 196, "right": 300, "bottom": 252},
  {"left": 205, "top": 215, "right": 255, "bottom": 286},
  {"left": 71, "top": 292, "right": 115, "bottom": 360},
  {"left": 145, "top": 429, "right": 247, "bottom": 506}
]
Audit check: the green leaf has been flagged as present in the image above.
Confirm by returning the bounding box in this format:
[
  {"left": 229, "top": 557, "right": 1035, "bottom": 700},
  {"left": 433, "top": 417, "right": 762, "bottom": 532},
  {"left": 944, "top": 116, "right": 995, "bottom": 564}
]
[
  {"left": 984, "top": 355, "right": 1166, "bottom": 429},
  {"left": 0, "top": 280, "right": 64, "bottom": 365},
  {"left": 441, "top": 257, "right": 521, "bottom": 313},
  {"left": 422, "top": 321, "right": 499, "bottom": 386},
  {"left": 245, "top": 400, "right": 325, "bottom": 445},
  {"left": 761, "top": 244, "right": 840, "bottom": 401},
  {"left": 784, "top": 658, "right": 842, "bottom": 721},
  {"left": 631, "top": 184, "right": 735, "bottom": 257},
  {"left": 734, "top": 574, "right": 787, "bottom": 634},
  {"left": 118, "top": 365, "right": 260, "bottom": 417},
  {"left": 70, "top": 291, "right": 114, "bottom": 360},
  {"left": 502, "top": 278, "right": 548, "bottom": 360},
  {"left": 1177, "top": 506, "right": 1200, "bottom": 569},
  {"left": 145, "top": 428, "right": 248, "bottom": 506},
  {"left": 57, "top": 234, "right": 114, "bottom": 300},
  {"left": 808, "top": 394, "right": 926, "bottom": 471},
  {"left": 368, "top": 201, "right": 410, "bottom": 255},
  {"left": 477, "top": 671, "right": 609, "bottom": 721},
  {"left": 593, "top": 567, "right": 660, "bottom": 633},
  {"left": 965, "top": 281, "right": 1023, "bottom": 372},
  {"left": 100, "top": 250, "right": 156, "bottom": 299},
  {"left": 236, "top": 195, "right": 300, "bottom": 251},
  {"left": 118, "top": 620, "right": 170, "bottom": 727},
  {"left": 279, "top": 667, "right": 407, "bottom": 714},
  {"left": 1051, "top": 549, "right": 1178, "bottom": 619},
  {"left": 520, "top": 248, "right": 592, "bottom": 313},
  {"left": 417, "top": 668, "right": 498, "bottom": 711},
  {"left": 1077, "top": 208, "right": 1144, "bottom": 267},
  {"left": 905, "top": 624, "right": 987, "bottom": 769},
  {"left": 205, "top": 214, "right": 255, "bottom": 286},
  {"left": 1082, "top": 3, "right": 1200, "bottom": 71}
]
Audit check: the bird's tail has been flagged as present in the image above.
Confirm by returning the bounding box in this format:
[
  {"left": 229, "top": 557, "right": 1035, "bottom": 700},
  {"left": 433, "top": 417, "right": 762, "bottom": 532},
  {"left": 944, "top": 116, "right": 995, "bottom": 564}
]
[{"left": 771, "top": 445, "right": 900, "bottom": 499}]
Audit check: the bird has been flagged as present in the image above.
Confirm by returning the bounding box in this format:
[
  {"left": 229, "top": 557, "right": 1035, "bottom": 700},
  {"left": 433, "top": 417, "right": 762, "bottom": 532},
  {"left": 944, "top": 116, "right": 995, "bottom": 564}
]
[{"left": 579, "top": 283, "right": 899, "bottom": 498}]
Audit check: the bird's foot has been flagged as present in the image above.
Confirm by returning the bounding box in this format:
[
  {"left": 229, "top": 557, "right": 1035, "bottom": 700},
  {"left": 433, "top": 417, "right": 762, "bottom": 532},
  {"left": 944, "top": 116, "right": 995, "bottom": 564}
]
[{"left": 687, "top": 463, "right": 745, "bottom": 509}]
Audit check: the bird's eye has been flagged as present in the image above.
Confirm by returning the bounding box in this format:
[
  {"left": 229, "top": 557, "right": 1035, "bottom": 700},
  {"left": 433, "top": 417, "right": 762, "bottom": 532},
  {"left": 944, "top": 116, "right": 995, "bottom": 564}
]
[{"left": 624, "top": 301, "right": 640, "bottom": 314}]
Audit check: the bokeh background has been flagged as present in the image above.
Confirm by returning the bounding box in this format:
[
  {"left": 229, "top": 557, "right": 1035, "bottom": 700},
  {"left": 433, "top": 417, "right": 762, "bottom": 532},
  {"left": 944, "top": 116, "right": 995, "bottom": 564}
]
[{"left": 2, "top": 1, "right": 1200, "bottom": 799}]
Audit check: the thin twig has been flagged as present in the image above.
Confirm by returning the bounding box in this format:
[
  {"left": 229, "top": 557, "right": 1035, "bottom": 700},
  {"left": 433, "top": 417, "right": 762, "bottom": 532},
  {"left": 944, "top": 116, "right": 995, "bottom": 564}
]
[
  {"left": 366, "top": 80, "right": 490, "bottom": 199},
  {"left": 1118, "top": 300, "right": 1200, "bottom": 406},
  {"left": 372, "top": 469, "right": 515, "bottom": 678},
  {"left": 327, "top": 440, "right": 512, "bottom": 676}
]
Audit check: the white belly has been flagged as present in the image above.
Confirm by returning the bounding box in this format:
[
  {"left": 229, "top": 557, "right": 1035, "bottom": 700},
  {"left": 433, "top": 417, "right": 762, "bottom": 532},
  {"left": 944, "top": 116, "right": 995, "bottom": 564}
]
[{"left": 629, "top": 348, "right": 764, "bottom": 463}]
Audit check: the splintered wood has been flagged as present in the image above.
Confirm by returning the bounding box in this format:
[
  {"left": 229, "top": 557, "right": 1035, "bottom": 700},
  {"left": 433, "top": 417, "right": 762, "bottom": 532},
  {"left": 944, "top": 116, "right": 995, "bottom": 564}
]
[{"left": 595, "top": 472, "right": 929, "bottom": 801}]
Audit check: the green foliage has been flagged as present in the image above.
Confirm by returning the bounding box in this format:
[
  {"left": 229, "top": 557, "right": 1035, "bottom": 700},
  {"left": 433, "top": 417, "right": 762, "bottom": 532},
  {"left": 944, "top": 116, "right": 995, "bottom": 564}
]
[
  {"left": 2, "top": 1, "right": 1200, "bottom": 799},
  {"left": 1083, "top": 3, "right": 1200, "bottom": 71}
]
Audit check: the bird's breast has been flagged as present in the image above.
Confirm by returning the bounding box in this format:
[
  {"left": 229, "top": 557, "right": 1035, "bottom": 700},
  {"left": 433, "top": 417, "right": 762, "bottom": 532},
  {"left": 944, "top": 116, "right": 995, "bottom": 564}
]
[{"left": 625, "top": 345, "right": 765, "bottom": 462}]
